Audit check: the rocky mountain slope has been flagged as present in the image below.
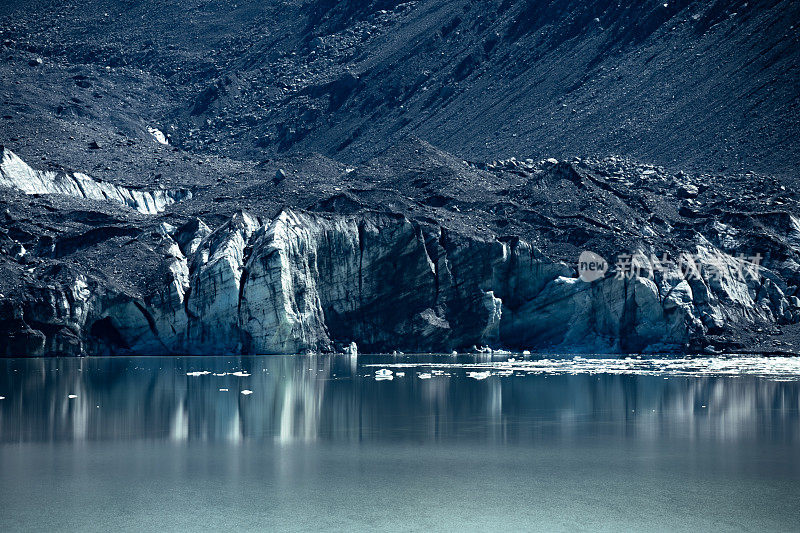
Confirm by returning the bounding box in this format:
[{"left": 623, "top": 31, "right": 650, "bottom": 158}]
[
  {"left": 0, "top": 0, "right": 799, "bottom": 355},
  {"left": 1, "top": 0, "right": 799, "bottom": 176}
]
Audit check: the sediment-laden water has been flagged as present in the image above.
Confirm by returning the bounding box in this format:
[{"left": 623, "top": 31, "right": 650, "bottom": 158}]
[{"left": 1, "top": 354, "right": 798, "bottom": 531}]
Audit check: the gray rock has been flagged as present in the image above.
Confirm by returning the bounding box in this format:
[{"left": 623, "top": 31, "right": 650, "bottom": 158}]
[{"left": 678, "top": 184, "right": 699, "bottom": 199}]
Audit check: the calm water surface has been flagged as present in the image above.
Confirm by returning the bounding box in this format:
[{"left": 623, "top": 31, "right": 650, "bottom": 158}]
[{"left": 1, "top": 354, "right": 799, "bottom": 532}]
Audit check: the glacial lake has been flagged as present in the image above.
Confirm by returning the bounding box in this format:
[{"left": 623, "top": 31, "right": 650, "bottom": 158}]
[{"left": 1, "top": 354, "right": 799, "bottom": 532}]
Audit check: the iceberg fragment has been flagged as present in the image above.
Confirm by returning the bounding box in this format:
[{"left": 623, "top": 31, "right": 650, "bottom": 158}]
[{"left": 375, "top": 368, "right": 394, "bottom": 380}]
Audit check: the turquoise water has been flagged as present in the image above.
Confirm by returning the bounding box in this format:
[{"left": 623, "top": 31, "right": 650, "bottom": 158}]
[{"left": 1, "top": 354, "right": 799, "bottom": 531}]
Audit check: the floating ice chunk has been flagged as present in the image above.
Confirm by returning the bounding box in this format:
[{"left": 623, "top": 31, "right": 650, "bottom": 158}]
[
  {"left": 240, "top": 390, "right": 253, "bottom": 395},
  {"left": 467, "top": 371, "right": 491, "bottom": 380},
  {"left": 68, "top": 394, "right": 78, "bottom": 399},
  {"left": 418, "top": 373, "right": 432, "bottom": 379},
  {"left": 148, "top": 127, "right": 169, "bottom": 145},
  {"left": 186, "top": 371, "right": 211, "bottom": 377},
  {"left": 231, "top": 371, "right": 251, "bottom": 377}
]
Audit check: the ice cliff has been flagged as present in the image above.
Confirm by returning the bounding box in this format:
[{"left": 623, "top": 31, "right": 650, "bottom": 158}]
[{"left": 3, "top": 209, "right": 796, "bottom": 356}]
